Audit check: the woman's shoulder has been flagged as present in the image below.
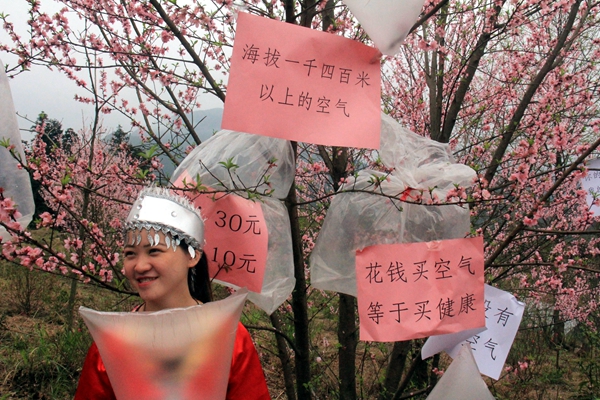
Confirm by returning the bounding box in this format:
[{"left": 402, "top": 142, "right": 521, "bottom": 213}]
[
  {"left": 228, "top": 323, "right": 271, "bottom": 399},
  {"left": 233, "top": 322, "right": 256, "bottom": 355}
]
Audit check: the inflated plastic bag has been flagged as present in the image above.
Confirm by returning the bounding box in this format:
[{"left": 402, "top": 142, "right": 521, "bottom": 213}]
[
  {"left": 79, "top": 289, "right": 248, "bottom": 400},
  {"left": 310, "top": 114, "right": 476, "bottom": 296},
  {"left": 172, "top": 130, "right": 295, "bottom": 314},
  {"left": 174, "top": 129, "right": 295, "bottom": 199},
  {"left": 219, "top": 196, "right": 295, "bottom": 315},
  {"left": 343, "top": 0, "right": 425, "bottom": 55},
  {"left": 378, "top": 113, "right": 476, "bottom": 194},
  {"left": 426, "top": 344, "right": 495, "bottom": 400},
  {"left": 0, "top": 59, "right": 34, "bottom": 236}
]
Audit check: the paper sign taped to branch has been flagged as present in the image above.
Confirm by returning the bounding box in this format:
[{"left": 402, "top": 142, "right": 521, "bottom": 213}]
[
  {"left": 356, "top": 237, "right": 485, "bottom": 342},
  {"left": 222, "top": 12, "right": 381, "bottom": 149},
  {"left": 583, "top": 158, "right": 600, "bottom": 215},
  {"left": 423, "top": 285, "right": 525, "bottom": 380},
  {"left": 421, "top": 325, "right": 487, "bottom": 361},
  {"left": 447, "top": 285, "right": 525, "bottom": 379}
]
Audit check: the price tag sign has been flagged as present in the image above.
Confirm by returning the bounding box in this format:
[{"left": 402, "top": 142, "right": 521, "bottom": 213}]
[
  {"left": 173, "top": 173, "right": 268, "bottom": 293},
  {"left": 194, "top": 192, "right": 268, "bottom": 293}
]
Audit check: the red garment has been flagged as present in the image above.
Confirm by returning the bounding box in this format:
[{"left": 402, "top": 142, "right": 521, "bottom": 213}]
[{"left": 74, "top": 323, "right": 270, "bottom": 400}]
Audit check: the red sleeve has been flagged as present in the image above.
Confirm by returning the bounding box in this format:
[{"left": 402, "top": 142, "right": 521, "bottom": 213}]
[
  {"left": 226, "top": 323, "right": 271, "bottom": 400},
  {"left": 74, "top": 342, "right": 117, "bottom": 400}
]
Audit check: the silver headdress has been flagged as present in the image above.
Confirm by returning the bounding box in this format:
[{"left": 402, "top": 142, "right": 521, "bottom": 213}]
[{"left": 124, "top": 187, "right": 204, "bottom": 258}]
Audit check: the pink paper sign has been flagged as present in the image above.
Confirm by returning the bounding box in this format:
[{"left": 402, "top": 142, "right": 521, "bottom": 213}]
[
  {"left": 173, "top": 175, "right": 269, "bottom": 293},
  {"left": 193, "top": 192, "right": 268, "bottom": 293},
  {"left": 222, "top": 12, "right": 381, "bottom": 149},
  {"left": 356, "top": 237, "right": 485, "bottom": 342}
]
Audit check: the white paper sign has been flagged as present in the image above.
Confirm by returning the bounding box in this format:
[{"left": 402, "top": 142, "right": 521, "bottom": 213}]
[
  {"left": 343, "top": 0, "right": 425, "bottom": 55},
  {"left": 426, "top": 344, "right": 495, "bottom": 400},
  {"left": 582, "top": 158, "right": 600, "bottom": 215},
  {"left": 421, "top": 325, "right": 487, "bottom": 360},
  {"left": 422, "top": 284, "right": 525, "bottom": 380}
]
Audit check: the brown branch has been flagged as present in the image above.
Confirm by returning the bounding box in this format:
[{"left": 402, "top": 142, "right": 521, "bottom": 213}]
[
  {"left": 397, "top": 387, "right": 433, "bottom": 400},
  {"left": 133, "top": 87, "right": 182, "bottom": 167},
  {"left": 522, "top": 228, "right": 600, "bottom": 235},
  {"left": 148, "top": 0, "right": 226, "bottom": 102},
  {"left": 0, "top": 222, "right": 136, "bottom": 295},
  {"left": 438, "top": 0, "right": 506, "bottom": 143},
  {"left": 392, "top": 349, "right": 426, "bottom": 400},
  {"left": 483, "top": 0, "right": 583, "bottom": 183},
  {"left": 408, "top": 0, "right": 450, "bottom": 35},
  {"left": 243, "top": 323, "right": 299, "bottom": 354},
  {"left": 124, "top": 5, "right": 202, "bottom": 146},
  {"left": 90, "top": 15, "right": 195, "bottom": 162},
  {"left": 492, "top": 262, "right": 600, "bottom": 275}
]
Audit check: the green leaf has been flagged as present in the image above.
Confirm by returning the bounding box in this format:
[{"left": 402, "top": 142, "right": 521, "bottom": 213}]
[
  {"left": 218, "top": 157, "right": 239, "bottom": 171},
  {"left": 135, "top": 169, "right": 149, "bottom": 179},
  {"left": 139, "top": 145, "right": 159, "bottom": 159},
  {"left": 61, "top": 172, "right": 72, "bottom": 186}
]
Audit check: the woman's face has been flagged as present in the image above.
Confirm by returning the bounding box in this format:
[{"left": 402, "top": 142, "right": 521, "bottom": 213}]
[{"left": 123, "top": 230, "right": 199, "bottom": 311}]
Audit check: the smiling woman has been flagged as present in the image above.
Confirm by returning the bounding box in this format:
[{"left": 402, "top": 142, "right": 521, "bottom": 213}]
[
  {"left": 74, "top": 186, "right": 271, "bottom": 399},
  {"left": 123, "top": 230, "right": 200, "bottom": 312}
]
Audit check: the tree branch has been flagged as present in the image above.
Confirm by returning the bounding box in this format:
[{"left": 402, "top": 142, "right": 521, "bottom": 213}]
[
  {"left": 408, "top": 0, "right": 449, "bottom": 35},
  {"left": 148, "top": 0, "right": 225, "bottom": 102},
  {"left": 485, "top": 133, "right": 600, "bottom": 268},
  {"left": 483, "top": 0, "right": 583, "bottom": 183},
  {"left": 438, "top": 0, "right": 506, "bottom": 143}
]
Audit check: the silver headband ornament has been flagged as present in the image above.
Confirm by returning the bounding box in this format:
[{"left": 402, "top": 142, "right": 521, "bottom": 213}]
[{"left": 124, "top": 187, "right": 205, "bottom": 259}]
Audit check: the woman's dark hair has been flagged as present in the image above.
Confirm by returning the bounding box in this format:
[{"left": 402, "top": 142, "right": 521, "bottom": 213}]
[{"left": 183, "top": 245, "right": 213, "bottom": 303}]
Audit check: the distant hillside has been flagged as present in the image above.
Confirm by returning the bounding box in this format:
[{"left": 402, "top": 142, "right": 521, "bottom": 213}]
[
  {"left": 122, "top": 107, "right": 223, "bottom": 177},
  {"left": 189, "top": 107, "right": 223, "bottom": 142}
]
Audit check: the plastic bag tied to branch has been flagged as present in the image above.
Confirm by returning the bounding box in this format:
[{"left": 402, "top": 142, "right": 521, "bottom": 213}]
[
  {"left": 310, "top": 114, "right": 476, "bottom": 296},
  {"left": 0, "top": 59, "right": 34, "bottom": 238},
  {"left": 171, "top": 130, "right": 294, "bottom": 314},
  {"left": 342, "top": 0, "right": 426, "bottom": 56},
  {"left": 173, "top": 129, "right": 295, "bottom": 199}
]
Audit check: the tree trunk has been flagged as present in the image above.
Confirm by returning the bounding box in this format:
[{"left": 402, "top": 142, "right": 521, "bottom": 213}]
[
  {"left": 286, "top": 141, "right": 312, "bottom": 400},
  {"left": 378, "top": 340, "right": 411, "bottom": 400},
  {"left": 552, "top": 309, "right": 564, "bottom": 347},
  {"left": 317, "top": 145, "right": 356, "bottom": 400},
  {"left": 270, "top": 311, "right": 297, "bottom": 400},
  {"left": 338, "top": 293, "right": 357, "bottom": 400}
]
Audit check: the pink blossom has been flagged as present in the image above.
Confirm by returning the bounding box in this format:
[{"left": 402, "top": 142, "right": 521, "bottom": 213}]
[{"left": 39, "top": 212, "right": 53, "bottom": 227}]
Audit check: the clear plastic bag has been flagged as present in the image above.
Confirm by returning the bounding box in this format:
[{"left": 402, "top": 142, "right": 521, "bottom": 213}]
[
  {"left": 426, "top": 344, "right": 495, "bottom": 400},
  {"left": 209, "top": 196, "right": 295, "bottom": 315},
  {"left": 79, "top": 289, "right": 248, "bottom": 400},
  {"left": 310, "top": 114, "right": 476, "bottom": 296},
  {"left": 379, "top": 113, "right": 476, "bottom": 198},
  {"left": 172, "top": 130, "right": 295, "bottom": 314},
  {"left": 343, "top": 0, "right": 425, "bottom": 55},
  {"left": 173, "top": 129, "right": 295, "bottom": 199},
  {"left": 0, "top": 59, "right": 34, "bottom": 236}
]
